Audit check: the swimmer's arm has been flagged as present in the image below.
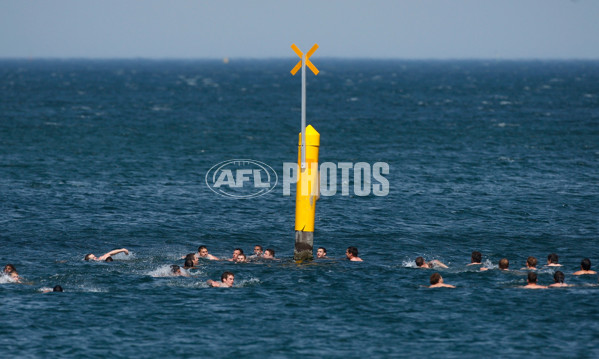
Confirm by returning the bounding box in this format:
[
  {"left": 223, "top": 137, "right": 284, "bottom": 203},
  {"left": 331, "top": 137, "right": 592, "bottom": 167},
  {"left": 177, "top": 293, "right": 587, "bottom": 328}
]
[
  {"left": 207, "top": 280, "right": 220, "bottom": 287},
  {"left": 99, "top": 248, "right": 129, "bottom": 260},
  {"left": 207, "top": 254, "right": 219, "bottom": 260},
  {"left": 430, "top": 260, "right": 448, "bottom": 268}
]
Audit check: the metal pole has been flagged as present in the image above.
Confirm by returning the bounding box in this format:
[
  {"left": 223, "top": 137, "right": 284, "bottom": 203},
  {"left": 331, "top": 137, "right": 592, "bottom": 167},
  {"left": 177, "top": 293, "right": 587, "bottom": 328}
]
[{"left": 301, "top": 53, "right": 306, "bottom": 170}]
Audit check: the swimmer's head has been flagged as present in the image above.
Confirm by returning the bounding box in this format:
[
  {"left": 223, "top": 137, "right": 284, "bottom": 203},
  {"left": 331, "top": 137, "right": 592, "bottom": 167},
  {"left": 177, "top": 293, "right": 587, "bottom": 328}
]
[
  {"left": 317, "top": 247, "right": 327, "bottom": 258},
  {"left": 346, "top": 246, "right": 358, "bottom": 259},
  {"left": 185, "top": 253, "right": 198, "bottom": 265},
  {"left": 430, "top": 273, "right": 442, "bottom": 285},
  {"left": 84, "top": 254, "right": 96, "bottom": 261},
  {"left": 170, "top": 264, "right": 181, "bottom": 275},
  {"left": 581, "top": 258, "right": 592, "bottom": 271},
  {"left": 236, "top": 254, "right": 246, "bottom": 263},
  {"left": 198, "top": 246, "right": 208, "bottom": 257},
  {"left": 553, "top": 271, "right": 565, "bottom": 284},
  {"left": 471, "top": 251, "right": 482, "bottom": 263},
  {"left": 263, "top": 249, "right": 275, "bottom": 259},
  {"left": 184, "top": 258, "right": 195, "bottom": 269},
  {"left": 527, "top": 272, "right": 538, "bottom": 284},
  {"left": 415, "top": 257, "right": 425, "bottom": 267},
  {"left": 221, "top": 271, "right": 235, "bottom": 287},
  {"left": 53, "top": 285, "right": 63, "bottom": 292},
  {"left": 526, "top": 256, "right": 537, "bottom": 268},
  {"left": 105, "top": 256, "right": 113, "bottom": 262},
  {"left": 254, "top": 245, "right": 263, "bottom": 255},
  {"left": 547, "top": 253, "right": 559, "bottom": 264},
  {"left": 499, "top": 258, "right": 509, "bottom": 270},
  {"left": 232, "top": 248, "right": 244, "bottom": 258},
  {"left": 3, "top": 264, "right": 17, "bottom": 274}
]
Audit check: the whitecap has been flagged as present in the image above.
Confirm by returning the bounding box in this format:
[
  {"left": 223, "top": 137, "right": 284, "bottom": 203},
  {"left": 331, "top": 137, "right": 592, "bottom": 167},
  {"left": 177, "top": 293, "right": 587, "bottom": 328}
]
[
  {"left": 0, "top": 274, "right": 18, "bottom": 284},
  {"left": 112, "top": 252, "right": 135, "bottom": 261},
  {"left": 402, "top": 260, "right": 418, "bottom": 268},
  {"left": 235, "top": 277, "right": 261, "bottom": 287},
  {"left": 147, "top": 265, "right": 192, "bottom": 278}
]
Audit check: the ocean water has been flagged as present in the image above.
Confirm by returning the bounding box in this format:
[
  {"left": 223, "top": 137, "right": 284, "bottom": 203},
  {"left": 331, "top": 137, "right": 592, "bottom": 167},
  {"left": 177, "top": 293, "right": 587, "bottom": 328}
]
[{"left": 1, "top": 59, "right": 599, "bottom": 358}]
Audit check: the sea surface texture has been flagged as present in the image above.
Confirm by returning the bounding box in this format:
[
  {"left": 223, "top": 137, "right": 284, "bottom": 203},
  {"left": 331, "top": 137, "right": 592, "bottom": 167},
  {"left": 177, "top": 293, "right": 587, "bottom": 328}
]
[{"left": 1, "top": 59, "right": 598, "bottom": 358}]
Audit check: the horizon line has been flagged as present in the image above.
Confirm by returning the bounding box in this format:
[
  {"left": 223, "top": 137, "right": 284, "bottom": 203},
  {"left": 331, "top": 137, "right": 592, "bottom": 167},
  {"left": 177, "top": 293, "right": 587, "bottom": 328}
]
[{"left": 1, "top": 56, "right": 599, "bottom": 62}]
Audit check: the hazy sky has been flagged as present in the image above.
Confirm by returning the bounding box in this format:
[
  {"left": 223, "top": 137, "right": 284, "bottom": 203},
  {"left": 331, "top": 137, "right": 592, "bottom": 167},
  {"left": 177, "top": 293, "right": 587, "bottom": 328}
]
[{"left": 1, "top": 0, "right": 598, "bottom": 59}]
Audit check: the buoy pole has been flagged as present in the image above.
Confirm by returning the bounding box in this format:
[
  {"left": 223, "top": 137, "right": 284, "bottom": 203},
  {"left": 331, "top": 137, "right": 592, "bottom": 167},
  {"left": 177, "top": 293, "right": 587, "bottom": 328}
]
[{"left": 290, "top": 43, "right": 320, "bottom": 261}]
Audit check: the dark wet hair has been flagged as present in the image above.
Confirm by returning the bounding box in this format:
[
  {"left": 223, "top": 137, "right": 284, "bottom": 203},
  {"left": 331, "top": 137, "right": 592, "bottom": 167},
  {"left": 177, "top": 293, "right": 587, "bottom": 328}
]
[
  {"left": 527, "top": 272, "right": 538, "bottom": 284},
  {"left": 499, "top": 258, "right": 509, "bottom": 270},
  {"left": 254, "top": 245, "right": 263, "bottom": 251},
  {"left": 415, "top": 257, "right": 425, "bottom": 267},
  {"left": 104, "top": 256, "right": 113, "bottom": 262},
  {"left": 4, "top": 264, "right": 17, "bottom": 274},
  {"left": 553, "top": 271, "right": 565, "bottom": 284},
  {"left": 581, "top": 258, "right": 592, "bottom": 271},
  {"left": 318, "top": 247, "right": 327, "bottom": 254},
  {"left": 198, "top": 245, "right": 207, "bottom": 252},
  {"left": 84, "top": 254, "right": 94, "bottom": 261},
  {"left": 234, "top": 248, "right": 244, "bottom": 254},
  {"left": 185, "top": 253, "right": 196, "bottom": 261},
  {"left": 221, "top": 271, "right": 234, "bottom": 281},
  {"left": 430, "top": 273, "right": 441, "bottom": 285},
  {"left": 53, "top": 285, "right": 63, "bottom": 292},
  {"left": 347, "top": 246, "right": 359, "bottom": 257},
  {"left": 547, "top": 253, "right": 559, "bottom": 264},
  {"left": 265, "top": 248, "right": 275, "bottom": 257},
  {"left": 170, "top": 265, "right": 181, "bottom": 274},
  {"left": 527, "top": 256, "right": 537, "bottom": 268},
  {"left": 471, "top": 251, "right": 482, "bottom": 263},
  {"left": 184, "top": 258, "right": 194, "bottom": 268}
]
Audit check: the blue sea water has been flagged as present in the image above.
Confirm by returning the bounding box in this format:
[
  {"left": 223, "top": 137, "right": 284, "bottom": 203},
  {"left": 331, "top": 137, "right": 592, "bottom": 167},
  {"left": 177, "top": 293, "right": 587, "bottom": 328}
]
[{"left": 1, "top": 59, "right": 599, "bottom": 358}]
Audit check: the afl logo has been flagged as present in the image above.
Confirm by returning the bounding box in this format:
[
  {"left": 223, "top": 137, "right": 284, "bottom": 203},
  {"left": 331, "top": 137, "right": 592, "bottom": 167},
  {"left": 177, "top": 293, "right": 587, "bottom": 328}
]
[{"left": 205, "top": 159, "right": 278, "bottom": 199}]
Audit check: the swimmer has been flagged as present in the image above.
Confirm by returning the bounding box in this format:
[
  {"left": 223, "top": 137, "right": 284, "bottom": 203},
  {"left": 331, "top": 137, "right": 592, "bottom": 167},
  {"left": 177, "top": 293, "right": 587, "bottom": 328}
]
[
  {"left": 3, "top": 264, "right": 21, "bottom": 283},
  {"left": 184, "top": 253, "right": 199, "bottom": 268},
  {"left": 522, "top": 272, "right": 547, "bottom": 289},
  {"left": 467, "top": 251, "right": 482, "bottom": 266},
  {"left": 546, "top": 253, "right": 562, "bottom": 267},
  {"left": 253, "top": 245, "right": 263, "bottom": 257},
  {"left": 428, "top": 273, "right": 455, "bottom": 288},
  {"left": 42, "top": 285, "right": 64, "bottom": 293},
  {"left": 207, "top": 271, "right": 235, "bottom": 287},
  {"left": 481, "top": 257, "right": 509, "bottom": 271},
  {"left": 573, "top": 258, "right": 597, "bottom": 275},
  {"left": 316, "top": 247, "right": 327, "bottom": 259},
  {"left": 170, "top": 264, "right": 188, "bottom": 277},
  {"left": 227, "top": 248, "right": 244, "bottom": 262},
  {"left": 522, "top": 256, "right": 538, "bottom": 270},
  {"left": 235, "top": 253, "right": 247, "bottom": 263},
  {"left": 197, "top": 245, "right": 219, "bottom": 260},
  {"left": 84, "top": 248, "right": 129, "bottom": 261},
  {"left": 549, "top": 271, "right": 570, "bottom": 288},
  {"left": 415, "top": 257, "right": 447, "bottom": 269},
  {"left": 183, "top": 258, "right": 197, "bottom": 269},
  {"left": 346, "top": 246, "right": 363, "bottom": 262},
  {"left": 263, "top": 248, "right": 276, "bottom": 260}
]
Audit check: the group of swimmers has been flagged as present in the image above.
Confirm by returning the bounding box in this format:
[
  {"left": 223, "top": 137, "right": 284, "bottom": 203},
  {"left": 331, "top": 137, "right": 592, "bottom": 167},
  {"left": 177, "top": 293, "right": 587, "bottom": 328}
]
[
  {"left": 3, "top": 247, "right": 596, "bottom": 290},
  {"left": 417, "top": 251, "right": 598, "bottom": 289}
]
